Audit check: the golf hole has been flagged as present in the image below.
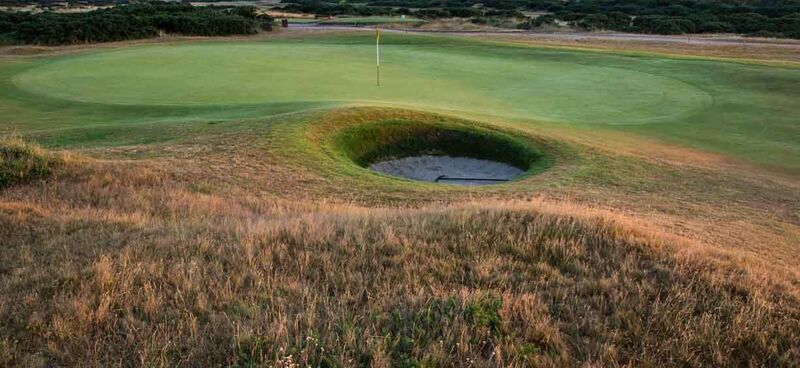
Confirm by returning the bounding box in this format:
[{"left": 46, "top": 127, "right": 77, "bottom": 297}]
[{"left": 333, "top": 120, "right": 547, "bottom": 186}]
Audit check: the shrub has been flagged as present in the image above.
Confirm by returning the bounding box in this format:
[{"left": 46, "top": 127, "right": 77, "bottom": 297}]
[
  {"left": 0, "top": 2, "right": 274, "bottom": 45},
  {"left": 0, "top": 137, "right": 57, "bottom": 189}
]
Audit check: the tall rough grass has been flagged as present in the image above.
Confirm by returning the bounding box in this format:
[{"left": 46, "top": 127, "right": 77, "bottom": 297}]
[
  {"left": 1, "top": 156, "right": 798, "bottom": 367},
  {"left": 0, "top": 136, "right": 57, "bottom": 189}
]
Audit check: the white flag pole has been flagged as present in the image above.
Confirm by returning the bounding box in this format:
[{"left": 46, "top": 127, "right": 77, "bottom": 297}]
[{"left": 376, "top": 27, "right": 380, "bottom": 87}]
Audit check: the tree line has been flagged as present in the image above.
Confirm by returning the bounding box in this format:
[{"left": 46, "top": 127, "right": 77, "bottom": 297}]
[
  {"left": 279, "top": 0, "right": 800, "bottom": 38},
  {"left": 280, "top": 0, "right": 525, "bottom": 20},
  {"left": 0, "top": 2, "right": 274, "bottom": 45},
  {"left": 522, "top": 0, "right": 800, "bottom": 38}
]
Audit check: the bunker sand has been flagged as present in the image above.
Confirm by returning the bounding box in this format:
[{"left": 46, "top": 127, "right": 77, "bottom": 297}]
[{"left": 370, "top": 155, "right": 523, "bottom": 185}]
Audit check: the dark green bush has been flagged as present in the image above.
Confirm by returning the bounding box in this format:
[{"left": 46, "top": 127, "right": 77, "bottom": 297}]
[
  {"left": 273, "top": 0, "right": 799, "bottom": 37},
  {"left": 0, "top": 2, "right": 274, "bottom": 45}
]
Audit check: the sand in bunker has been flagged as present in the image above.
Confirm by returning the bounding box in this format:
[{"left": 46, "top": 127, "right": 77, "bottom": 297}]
[{"left": 369, "top": 155, "right": 523, "bottom": 186}]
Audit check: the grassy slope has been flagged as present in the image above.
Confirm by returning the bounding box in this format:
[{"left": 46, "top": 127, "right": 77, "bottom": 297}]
[
  {"left": 1, "top": 33, "right": 799, "bottom": 366},
  {"left": 0, "top": 33, "right": 798, "bottom": 174},
  {"left": 1, "top": 109, "right": 798, "bottom": 366}
]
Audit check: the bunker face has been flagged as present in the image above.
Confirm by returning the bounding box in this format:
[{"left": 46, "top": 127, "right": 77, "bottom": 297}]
[
  {"left": 370, "top": 155, "right": 523, "bottom": 186},
  {"left": 331, "top": 120, "right": 546, "bottom": 186}
]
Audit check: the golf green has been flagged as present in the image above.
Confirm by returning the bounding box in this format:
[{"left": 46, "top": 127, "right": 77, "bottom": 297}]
[
  {"left": 1, "top": 33, "right": 798, "bottom": 172},
  {"left": 13, "top": 42, "right": 710, "bottom": 124}
]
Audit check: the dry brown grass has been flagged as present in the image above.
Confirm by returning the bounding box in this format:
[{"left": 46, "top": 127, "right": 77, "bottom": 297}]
[
  {"left": 469, "top": 33, "right": 800, "bottom": 65},
  {"left": 1, "top": 161, "right": 798, "bottom": 367},
  {"left": 393, "top": 19, "right": 503, "bottom": 32},
  {"left": 2, "top": 108, "right": 799, "bottom": 366},
  {"left": 5, "top": 28, "right": 798, "bottom": 66},
  {"left": 71, "top": 107, "right": 799, "bottom": 273}
]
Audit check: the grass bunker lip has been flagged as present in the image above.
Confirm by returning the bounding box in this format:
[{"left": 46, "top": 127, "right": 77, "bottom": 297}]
[{"left": 331, "top": 119, "right": 549, "bottom": 185}]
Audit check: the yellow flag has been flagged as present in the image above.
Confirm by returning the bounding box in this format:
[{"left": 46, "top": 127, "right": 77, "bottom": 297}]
[{"left": 376, "top": 27, "right": 380, "bottom": 43}]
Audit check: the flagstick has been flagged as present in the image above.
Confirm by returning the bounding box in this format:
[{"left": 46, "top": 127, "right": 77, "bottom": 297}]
[{"left": 376, "top": 27, "right": 380, "bottom": 87}]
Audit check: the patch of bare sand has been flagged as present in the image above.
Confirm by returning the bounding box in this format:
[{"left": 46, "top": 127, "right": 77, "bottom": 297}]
[{"left": 370, "top": 155, "right": 523, "bottom": 185}]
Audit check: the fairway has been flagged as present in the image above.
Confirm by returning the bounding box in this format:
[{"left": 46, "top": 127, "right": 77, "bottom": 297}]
[{"left": 2, "top": 33, "right": 799, "bottom": 172}]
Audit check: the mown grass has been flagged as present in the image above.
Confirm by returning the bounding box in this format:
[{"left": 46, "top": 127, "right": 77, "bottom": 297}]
[{"left": 1, "top": 32, "right": 798, "bottom": 173}]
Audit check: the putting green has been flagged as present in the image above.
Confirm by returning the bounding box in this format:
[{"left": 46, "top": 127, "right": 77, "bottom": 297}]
[
  {"left": 1, "top": 33, "right": 799, "bottom": 173},
  {"left": 12, "top": 42, "right": 709, "bottom": 125}
]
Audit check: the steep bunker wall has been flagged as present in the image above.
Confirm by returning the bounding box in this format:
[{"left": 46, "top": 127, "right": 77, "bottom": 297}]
[{"left": 332, "top": 119, "right": 548, "bottom": 185}]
